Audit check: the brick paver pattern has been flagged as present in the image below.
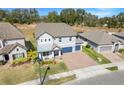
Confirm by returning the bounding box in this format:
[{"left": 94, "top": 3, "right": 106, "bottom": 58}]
[{"left": 62, "top": 51, "right": 97, "bottom": 70}]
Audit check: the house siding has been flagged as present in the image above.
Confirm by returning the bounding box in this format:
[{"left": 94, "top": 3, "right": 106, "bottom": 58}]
[
  {"left": 8, "top": 46, "right": 27, "bottom": 62},
  {"left": 0, "top": 39, "right": 3, "bottom": 49},
  {"left": 37, "top": 33, "right": 77, "bottom": 53},
  {"left": 0, "top": 55, "right": 4, "bottom": 61},
  {"left": 3, "top": 39, "right": 25, "bottom": 46}
]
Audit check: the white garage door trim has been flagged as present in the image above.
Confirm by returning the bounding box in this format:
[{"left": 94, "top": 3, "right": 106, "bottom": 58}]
[{"left": 99, "top": 45, "right": 113, "bottom": 52}]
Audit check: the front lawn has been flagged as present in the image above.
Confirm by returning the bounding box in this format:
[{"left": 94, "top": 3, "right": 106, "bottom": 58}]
[
  {"left": 118, "top": 49, "right": 124, "bottom": 59},
  {"left": 82, "top": 47, "right": 111, "bottom": 64},
  {"left": 0, "top": 62, "right": 68, "bottom": 85},
  {"left": 34, "top": 62, "right": 69, "bottom": 77}
]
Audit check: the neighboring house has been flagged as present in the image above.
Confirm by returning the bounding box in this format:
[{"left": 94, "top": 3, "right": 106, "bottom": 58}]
[
  {"left": 78, "top": 31, "right": 124, "bottom": 53},
  {"left": 0, "top": 22, "right": 27, "bottom": 62},
  {"left": 113, "top": 31, "right": 124, "bottom": 40},
  {"left": 35, "top": 23, "right": 82, "bottom": 60}
]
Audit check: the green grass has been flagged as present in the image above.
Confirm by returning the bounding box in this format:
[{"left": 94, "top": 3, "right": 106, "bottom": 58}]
[
  {"left": 0, "top": 62, "right": 68, "bottom": 85},
  {"left": 106, "top": 66, "right": 118, "bottom": 71},
  {"left": 44, "top": 74, "right": 76, "bottom": 85},
  {"left": 82, "top": 47, "right": 111, "bottom": 64},
  {"left": 0, "top": 64, "right": 38, "bottom": 85},
  {"left": 35, "top": 62, "right": 69, "bottom": 77}
]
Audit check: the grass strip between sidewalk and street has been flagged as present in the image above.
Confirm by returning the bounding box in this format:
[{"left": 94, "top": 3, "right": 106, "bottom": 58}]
[
  {"left": 44, "top": 74, "right": 76, "bottom": 85},
  {"left": 106, "top": 66, "right": 118, "bottom": 71}
]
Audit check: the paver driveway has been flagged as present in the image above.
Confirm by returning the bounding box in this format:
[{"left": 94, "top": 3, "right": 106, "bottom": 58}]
[
  {"left": 102, "top": 52, "right": 124, "bottom": 63},
  {"left": 62, "top": 51, "right": 97, "bottom": 70}
]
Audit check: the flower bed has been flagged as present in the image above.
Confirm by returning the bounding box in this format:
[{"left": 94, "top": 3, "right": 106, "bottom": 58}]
[
  {"left": 41, "top": 60, "right": 57, "bottom": 65},
  {"left": 11, "top": 57, "right": 30, "bottom": 67}
]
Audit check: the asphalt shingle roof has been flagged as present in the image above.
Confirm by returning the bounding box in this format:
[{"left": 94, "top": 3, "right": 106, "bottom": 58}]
[
  {"left": 79, "top": 31, "right": 117, "bottom": 45},
  {"left": 35, "top": 23, "right": 77, "bottom": 39},
  {"left": 0, "top": 22, "right": 24, "bottom": 40},
  {"left": 0, "top": 43, "right": 27, "bottom": 54},
  {"left": 114, "top": 31, "right": 124, "bottom": 38}
]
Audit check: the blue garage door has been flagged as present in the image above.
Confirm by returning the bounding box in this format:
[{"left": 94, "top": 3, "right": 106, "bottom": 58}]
[
  {"left": 75, "top": 45, "right": 80, "bottom": 50},
  {"left": 62, "top": 47, "right": 72, "bottom": 53}
]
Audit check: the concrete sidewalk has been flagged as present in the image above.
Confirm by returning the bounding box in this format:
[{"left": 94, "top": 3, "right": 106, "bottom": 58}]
[{"left": 19, "top": 62, "right": 124, "bottom": 85}]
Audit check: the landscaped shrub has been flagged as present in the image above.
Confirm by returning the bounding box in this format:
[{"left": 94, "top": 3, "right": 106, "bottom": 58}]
[
  {"left": 12, "top": 57, "right": 29, "bottom": 66},
  {"left": 0, "top": 61, "right": 3, "bottom": 65},
  {"left": 27, "top": 50, "right": 38, "bottom": 61},
  {"left": 85, "top": 44, "right": 91, "bottom": 48},
  {"left": 118, "top": 49, "right": 124, "bottom": 53}
]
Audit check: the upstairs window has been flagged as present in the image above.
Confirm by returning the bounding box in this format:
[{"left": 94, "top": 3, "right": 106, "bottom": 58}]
[
  {"left": 69, "top": 37, "right": 72, "bottom": 41},
  {"left": 45, "top": 39, "right": 47, "bottom": 42},
  {"left": 59, "top": 38, "right": 62, "bottom": 42},
  {"left": 49, "top": 39, "right": 51, "bottom": 41},
  {"left": 17, "top": 48, "right": 19, "bottom": 51}
]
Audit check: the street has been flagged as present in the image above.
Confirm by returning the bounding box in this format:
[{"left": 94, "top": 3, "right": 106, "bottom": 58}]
[{"left": 66, "top": 70, "right": 124, "bottom": 85}]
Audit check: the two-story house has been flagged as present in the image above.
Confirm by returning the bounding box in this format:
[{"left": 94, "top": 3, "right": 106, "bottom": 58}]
[
  {"left": 35, "top": 23, "right": 82, "bottom": 60},
  {"left": 0, "top": 22, "right": 27, "bottom": 62}
]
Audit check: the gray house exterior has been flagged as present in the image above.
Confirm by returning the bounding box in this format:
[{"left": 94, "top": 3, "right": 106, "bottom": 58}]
[
  {"left": 0, "top": 22, "right": 27, "bottom": 62},
  {"left": 78, "top": 31, "right": 124, "bottom": 53},
  {"left": 35, "top": 23, "right": 82, "bottom": 60}
]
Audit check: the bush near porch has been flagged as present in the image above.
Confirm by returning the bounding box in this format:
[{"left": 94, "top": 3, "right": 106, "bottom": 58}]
[
  {"left": 11, "top": 57, "right": 29, "bottom": 66},
  {"left": 82, "top": 46, "right": 111, "bottom": 64},
  {"left": 0, "top": 61, "right": 68, "bottom": 84}
]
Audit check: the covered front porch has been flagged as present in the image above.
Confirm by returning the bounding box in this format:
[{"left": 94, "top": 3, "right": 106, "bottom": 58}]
[{"left": 38, "top": 49, "right": 62, "bottom": 60}]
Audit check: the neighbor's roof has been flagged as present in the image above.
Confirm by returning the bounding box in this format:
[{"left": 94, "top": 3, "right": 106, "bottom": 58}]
[
  {"left": 114, "top": 31, "right": 124, "bottom": 38},
  {"left": 79, "top": 31, "right": 118, "bottom": 45},
  {"left": 35, "top": 23, "right": 77, "bottom": 39},
  {"left": 0, "top": 22, "right": 24, "bottom": 40},
  {"left": 0, "top": 43, "right": 27, "bottom": 54}
]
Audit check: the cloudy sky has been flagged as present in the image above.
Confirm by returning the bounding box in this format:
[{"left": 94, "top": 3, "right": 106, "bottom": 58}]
[{"left": 4, "top": 8, "right": 124, "bottom": 18}]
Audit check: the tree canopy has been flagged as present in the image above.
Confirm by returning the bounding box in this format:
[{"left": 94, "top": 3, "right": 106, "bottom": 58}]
[{"left": 0, "top": 8, "right": 123, "bottom": 28}]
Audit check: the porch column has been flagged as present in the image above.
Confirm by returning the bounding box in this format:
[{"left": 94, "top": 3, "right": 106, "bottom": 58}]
[
  {"left": 59, "top": 50, "right": 61, "bottom": 56},
  {"left": 38, "top": 53, "right": 42, "bottom": 59},
  {"left": 52, "top": 51, "right": 54, "bottom": 58}
]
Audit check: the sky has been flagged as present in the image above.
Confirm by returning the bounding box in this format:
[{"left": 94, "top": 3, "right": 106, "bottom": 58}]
[{"left": 3, "top": 8, "right": 124, "bottom": 18}]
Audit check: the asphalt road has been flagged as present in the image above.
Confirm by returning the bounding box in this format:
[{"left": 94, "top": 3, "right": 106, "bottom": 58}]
[{"left": 66, "top": 70, "right": 124, "bottom": 85}]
